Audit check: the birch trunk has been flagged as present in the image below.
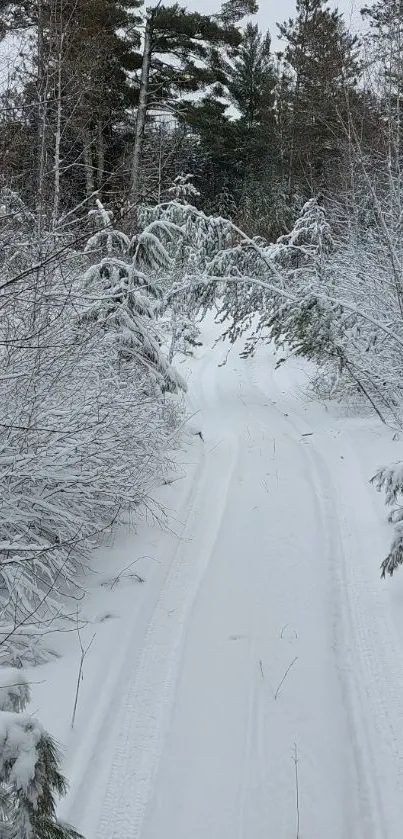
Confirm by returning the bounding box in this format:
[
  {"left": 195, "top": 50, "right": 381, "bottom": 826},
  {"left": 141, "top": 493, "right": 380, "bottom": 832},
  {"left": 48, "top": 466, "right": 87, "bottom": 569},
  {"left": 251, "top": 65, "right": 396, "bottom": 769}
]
[
  {"left": 97, "top": 120, "right": 105, "bottom": 194},
  {"left": 130, "top": 11, "right": 154, "bottom": 208},
  {"left": 83, "top": 132, "right": 95, "bottom": 199},
  {"left": 52, "top": 31, "right": 63, "bottom": 230},
  {"left": 36, "top": 0, "right": 47, "bottom": 239}
]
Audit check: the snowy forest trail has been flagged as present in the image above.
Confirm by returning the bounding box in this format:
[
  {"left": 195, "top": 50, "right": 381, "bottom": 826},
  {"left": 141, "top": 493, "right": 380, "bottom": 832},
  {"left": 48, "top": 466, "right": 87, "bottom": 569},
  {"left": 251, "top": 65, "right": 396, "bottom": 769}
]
[{"left": 67, "top": 322, "right": 403, "bottom": 839}]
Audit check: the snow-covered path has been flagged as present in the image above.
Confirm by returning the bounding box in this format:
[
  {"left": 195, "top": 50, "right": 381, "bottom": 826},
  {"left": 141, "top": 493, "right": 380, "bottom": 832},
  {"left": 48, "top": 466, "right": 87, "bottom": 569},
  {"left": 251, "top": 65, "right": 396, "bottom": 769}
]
[{"left": 63, "top": 324, "right": 403, "bottom": 839}]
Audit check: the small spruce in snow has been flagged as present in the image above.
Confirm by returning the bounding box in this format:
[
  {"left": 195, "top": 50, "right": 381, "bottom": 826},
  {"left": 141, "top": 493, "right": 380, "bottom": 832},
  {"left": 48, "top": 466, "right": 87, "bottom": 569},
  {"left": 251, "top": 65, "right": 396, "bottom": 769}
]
[{"left": 0, "top": 668, "right": 82, "bottom": 839}]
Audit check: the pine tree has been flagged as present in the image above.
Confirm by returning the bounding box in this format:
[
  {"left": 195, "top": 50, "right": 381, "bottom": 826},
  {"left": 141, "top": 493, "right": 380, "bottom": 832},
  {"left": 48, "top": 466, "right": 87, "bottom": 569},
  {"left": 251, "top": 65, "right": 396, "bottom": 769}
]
[
  {"left": 129, "top": 0, "right": 259, "bottom": 204},
  {"left": 57, "top": 0, "right": 143, "bottom": 203},
  {"left": 278, "top": 0, "right": 359, "bottom": 200},
  {"left": 82, "top": 200, "right": 186, "bottom": 393},
  {"left": 228, "top": 23, "right": 275, "bottom": 132},
  {"left": 228, "top": 23, "right": 279, "bottom": 234},
  {"left": 219, "top": 0, "right": 258, "bottom": 25},
  {"left": 183, "top": 21, "right": 280, "bottom": 234},
  {"left": 0, "top": 669, "right": 82, "bottom": 839}
]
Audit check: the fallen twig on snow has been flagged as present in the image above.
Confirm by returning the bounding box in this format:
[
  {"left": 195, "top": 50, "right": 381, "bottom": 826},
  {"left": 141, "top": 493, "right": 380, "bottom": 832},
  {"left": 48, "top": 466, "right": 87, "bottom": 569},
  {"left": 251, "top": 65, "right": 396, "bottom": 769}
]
[
  {"left": 274, "top": 656, "right": 299, "bottom": 700},
  {"left": 71, "top": 615, "right": 96, "bottom": 729}
]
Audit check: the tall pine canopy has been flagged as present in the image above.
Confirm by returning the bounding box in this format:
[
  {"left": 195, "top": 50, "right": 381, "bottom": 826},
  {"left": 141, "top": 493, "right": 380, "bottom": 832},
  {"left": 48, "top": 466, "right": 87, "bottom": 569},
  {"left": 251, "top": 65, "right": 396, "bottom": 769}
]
[{"left": 278, "top": 0, "right": 359, "bottom": 199}]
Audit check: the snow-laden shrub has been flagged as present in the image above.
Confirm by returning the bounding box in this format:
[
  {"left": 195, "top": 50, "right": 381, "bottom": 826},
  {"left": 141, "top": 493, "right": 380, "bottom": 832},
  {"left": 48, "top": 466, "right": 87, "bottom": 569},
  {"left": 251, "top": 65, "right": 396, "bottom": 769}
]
[
  {"left": 82, "top": 201, "right": 186, "bottom": 393},
  {"left": 146, "top": 198, "right": 403, "bottom": 426},
  {"left": 0, "top": 195, "right": 185, "bottom": 666},
  {"left": 167, "top": 174, "right": 200, "bottom": 204},
  {"left": 0, "top": 669, "right": 81, "bottom": 839},
  {"left": 167, "top": 313, "right": 202, "bottom": 363}
]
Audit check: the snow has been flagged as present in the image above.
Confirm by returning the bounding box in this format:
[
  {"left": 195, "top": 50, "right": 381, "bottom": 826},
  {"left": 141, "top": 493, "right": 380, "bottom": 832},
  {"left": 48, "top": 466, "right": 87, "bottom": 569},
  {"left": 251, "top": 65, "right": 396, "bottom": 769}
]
[
  {"left": 0, "top": 668, "right": 30, "bottom": 712},
  {"left": 0, "top": 31, "right": 29, "bottom": 94},
  {"left": 0, "top": 713, "right": 42, "bottom": 792},
  {"left": 25, "top": 314, "right": 403, "bottom": 838}
]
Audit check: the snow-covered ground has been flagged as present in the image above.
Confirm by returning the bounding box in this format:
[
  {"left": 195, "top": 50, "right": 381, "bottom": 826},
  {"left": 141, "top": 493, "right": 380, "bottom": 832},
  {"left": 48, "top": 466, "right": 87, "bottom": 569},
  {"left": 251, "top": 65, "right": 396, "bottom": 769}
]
[{"left": 29, "top": 316, "right": 403, "bottom": 839}]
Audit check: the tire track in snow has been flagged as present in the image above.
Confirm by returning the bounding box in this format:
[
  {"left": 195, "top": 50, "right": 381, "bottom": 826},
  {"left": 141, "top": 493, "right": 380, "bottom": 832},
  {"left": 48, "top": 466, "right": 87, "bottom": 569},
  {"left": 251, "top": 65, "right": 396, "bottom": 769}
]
[
  {"left": 206, "top": 351, "right": 356, "bottom": 837},
  {"left": 324, "top": 443, "right": 403, "bottom": 839},
  {"left": 236, "top": 639, "right": 256, "bottom": 839},
  {"left": 247, "top": 349, "right": 403, "bottom": 838},
  {"left": 295, "top": 428, "right": 403, "bottom": 839},
  {"left": 60, "top": 441, "right": 208, "bottom": 830},
  {"left": 302, "top": 444, "right": 388, "bottom": 839},
  {"left": 93, "top": 432, "right": 239, "bottom": 839},
  {"left": 246, "top": 354, "right": 386, "bottom": 836}
]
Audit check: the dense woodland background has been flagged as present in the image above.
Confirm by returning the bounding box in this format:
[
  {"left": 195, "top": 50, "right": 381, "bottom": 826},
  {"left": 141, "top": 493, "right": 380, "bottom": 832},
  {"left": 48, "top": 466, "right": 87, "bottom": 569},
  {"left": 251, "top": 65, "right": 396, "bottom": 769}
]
[
  {"left": 4, "top": 1, "right": 403, "bottom": 834},
  {"left": 0, "top": 0, "right": 383, "bottom": 233}
]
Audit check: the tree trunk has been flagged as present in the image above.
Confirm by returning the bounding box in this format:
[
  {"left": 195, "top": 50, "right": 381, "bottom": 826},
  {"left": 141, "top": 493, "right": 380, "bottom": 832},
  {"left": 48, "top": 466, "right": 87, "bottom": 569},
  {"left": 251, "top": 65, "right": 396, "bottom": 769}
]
[
  {"left": 52, "top": 30, "right": 64, "bottom": 230},
  {"left": 36, "top": 0, "right": 47, "bottom": 239},
  {"left": 287, "top": 81, "right": 297, "bottom": 204},
  {"left": 130, "top": 10, "right": 154, "bottom": 207},
  {"left": 157, "top": 123, "right": 163, "bottom": 203},
  {"left": 83, "top": 132, "right": 95, "bottom": 199},
  {"left": 96, "top": 120, "right": 105, "bottom": 194}
]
